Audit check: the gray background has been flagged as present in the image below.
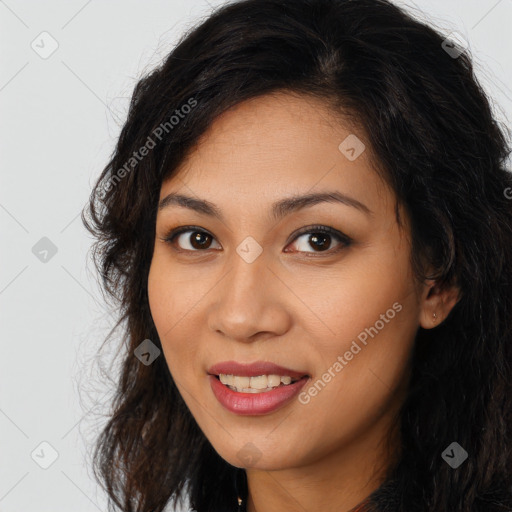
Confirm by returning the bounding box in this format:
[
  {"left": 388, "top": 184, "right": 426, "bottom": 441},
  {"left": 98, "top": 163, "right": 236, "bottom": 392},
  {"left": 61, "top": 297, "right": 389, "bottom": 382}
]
[{"left": 1, "top": 0, "right": 511, "bottom": 510}]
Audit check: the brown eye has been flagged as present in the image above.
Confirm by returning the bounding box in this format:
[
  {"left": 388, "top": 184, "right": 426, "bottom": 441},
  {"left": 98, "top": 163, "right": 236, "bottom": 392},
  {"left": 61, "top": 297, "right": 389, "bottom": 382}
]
[
  {"left": 163, "top": 224, "right": 351, "bottom": 255},
  {"left": 171, "top": 229, "right": 221, "bottom": 251},
  {"left": 286, "top": 226, "right": 351, "bottom": 254}
]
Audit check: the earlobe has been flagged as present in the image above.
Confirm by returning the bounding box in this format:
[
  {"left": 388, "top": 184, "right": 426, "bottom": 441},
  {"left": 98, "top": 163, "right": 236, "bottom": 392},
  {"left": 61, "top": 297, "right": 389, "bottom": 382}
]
[{"left": 419, "top": 278, "right": 460, "bottom": 329}]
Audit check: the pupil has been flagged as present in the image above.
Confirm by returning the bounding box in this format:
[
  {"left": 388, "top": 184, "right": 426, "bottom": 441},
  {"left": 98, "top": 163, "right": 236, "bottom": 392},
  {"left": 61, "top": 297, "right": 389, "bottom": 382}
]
[
  {"left": 191, "top": 232, "right": 211, "bottom": 249},
  {"left": 310, "top": 233, "right": 330, "bottom": 251}
]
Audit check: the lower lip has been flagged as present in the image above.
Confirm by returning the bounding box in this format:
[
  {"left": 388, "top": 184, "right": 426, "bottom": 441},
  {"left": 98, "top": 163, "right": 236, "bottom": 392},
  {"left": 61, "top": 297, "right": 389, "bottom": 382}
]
[{"left": 208, "top": 374, "right": 309, "bottom": 415}]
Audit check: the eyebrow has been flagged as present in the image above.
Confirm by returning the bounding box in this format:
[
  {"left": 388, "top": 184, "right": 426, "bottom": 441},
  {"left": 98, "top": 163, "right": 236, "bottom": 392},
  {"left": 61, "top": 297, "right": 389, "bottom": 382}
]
[{"left": 158, "top": 190, "right": 372, "bottom": 221}]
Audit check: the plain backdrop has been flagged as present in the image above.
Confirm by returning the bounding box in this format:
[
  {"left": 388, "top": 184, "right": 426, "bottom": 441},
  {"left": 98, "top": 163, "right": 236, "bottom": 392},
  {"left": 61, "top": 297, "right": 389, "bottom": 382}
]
[{"left": 1, "top": 1, "right": 511, "bottom": 510}]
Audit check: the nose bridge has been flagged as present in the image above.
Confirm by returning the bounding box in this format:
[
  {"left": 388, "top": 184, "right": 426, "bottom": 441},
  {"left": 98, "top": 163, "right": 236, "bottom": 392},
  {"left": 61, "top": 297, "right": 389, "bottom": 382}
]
[
  {"left": 224, "top": 240, "right": 268, "bottom": 309},
  {"left": 209, "top": 240, "right": 284, "bottom": 340}
]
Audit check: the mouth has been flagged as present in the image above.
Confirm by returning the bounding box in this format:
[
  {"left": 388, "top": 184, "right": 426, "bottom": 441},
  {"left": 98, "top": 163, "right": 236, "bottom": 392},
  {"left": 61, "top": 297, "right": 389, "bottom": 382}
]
[
  {"left": 206, "top": 360, "right": 312, "bottom": 415},
  {"left": 210, "top": 373, "right": 308, "bottom": 393},
  {"left": 208, "top": 372, "right": 310, "bottom": 415},
  {"left": 207, "top": 360, "right": 310, "bottom": 394}
]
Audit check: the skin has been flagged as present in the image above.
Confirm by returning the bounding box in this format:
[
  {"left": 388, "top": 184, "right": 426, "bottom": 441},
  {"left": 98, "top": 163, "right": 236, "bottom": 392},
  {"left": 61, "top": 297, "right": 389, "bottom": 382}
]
[{"left": 147, "top": 91, "right": 459, "bottom": 512}]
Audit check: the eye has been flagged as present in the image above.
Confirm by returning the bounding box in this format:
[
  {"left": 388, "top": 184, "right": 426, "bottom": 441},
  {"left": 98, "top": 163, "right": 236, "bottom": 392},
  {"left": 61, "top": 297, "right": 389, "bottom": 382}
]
[
  {"left": 163, "top": 226, "right": 221, "bottom": 252},
  {"left": 286, "top": 225, "right": 351, "bottom": 254},
  {"left": 161, "top": 224, "right": 351, "bottom": 255}
]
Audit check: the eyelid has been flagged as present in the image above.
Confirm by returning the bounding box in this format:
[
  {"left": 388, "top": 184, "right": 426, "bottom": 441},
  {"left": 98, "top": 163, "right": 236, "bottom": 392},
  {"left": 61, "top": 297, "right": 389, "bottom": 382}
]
[{"left": 161, "top": 224, "right": 352, "bottom": 255}]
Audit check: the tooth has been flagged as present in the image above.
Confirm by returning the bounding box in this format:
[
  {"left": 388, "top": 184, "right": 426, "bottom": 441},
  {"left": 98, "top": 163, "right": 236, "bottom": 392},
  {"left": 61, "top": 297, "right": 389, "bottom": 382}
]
[
  {"left": 220, "top": 373, "right": 299, "bottom": 391},
  {"left": 233, "top": 376, "right": 250, "bottom": 389},
  {"left": 250, "top": 375, "right": 268, "bottom": 389},
  {"left": 267, "top": 374, "right": 281, "bottom": 387}
]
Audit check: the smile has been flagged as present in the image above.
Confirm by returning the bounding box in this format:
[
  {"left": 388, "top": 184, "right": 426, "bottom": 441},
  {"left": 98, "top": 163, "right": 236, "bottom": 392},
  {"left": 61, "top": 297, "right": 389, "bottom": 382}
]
[{"left": 207, "top": 360, "right": 310, "bottom": 415}]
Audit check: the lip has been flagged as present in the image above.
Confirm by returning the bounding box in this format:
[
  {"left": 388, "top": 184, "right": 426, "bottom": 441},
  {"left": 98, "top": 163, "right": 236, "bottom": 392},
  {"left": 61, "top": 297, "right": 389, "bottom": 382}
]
[
  {"left": 207, "top": 360, "right": 309, "bottom": 380},
  {"left": 208, "top": 374, "right": 310, "bottom": 415}
]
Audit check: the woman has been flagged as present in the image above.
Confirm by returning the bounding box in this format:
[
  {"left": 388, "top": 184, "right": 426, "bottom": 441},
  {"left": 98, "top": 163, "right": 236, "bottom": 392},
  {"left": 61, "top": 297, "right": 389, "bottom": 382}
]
[{"left": 82, "top": 0, "right": 512, "bottom": 511}]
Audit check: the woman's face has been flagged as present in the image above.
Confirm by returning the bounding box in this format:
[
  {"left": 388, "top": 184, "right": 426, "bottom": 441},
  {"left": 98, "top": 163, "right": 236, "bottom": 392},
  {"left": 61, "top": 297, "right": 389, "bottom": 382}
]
[{"left": 148, "top": 92, "right": 426, "bottom": 475}]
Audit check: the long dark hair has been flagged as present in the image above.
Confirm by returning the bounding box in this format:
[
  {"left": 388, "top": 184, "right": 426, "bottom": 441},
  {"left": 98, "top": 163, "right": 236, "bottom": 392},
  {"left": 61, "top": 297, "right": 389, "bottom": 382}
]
[{"left": 82, "top": 0, "right": 512, "bottom": 510}]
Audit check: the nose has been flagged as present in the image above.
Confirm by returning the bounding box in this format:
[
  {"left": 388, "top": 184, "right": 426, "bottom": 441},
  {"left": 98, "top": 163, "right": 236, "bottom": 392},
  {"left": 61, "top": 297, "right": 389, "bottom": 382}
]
[{"left": 207, "top": 246, "right": 291, "bottom": 343}]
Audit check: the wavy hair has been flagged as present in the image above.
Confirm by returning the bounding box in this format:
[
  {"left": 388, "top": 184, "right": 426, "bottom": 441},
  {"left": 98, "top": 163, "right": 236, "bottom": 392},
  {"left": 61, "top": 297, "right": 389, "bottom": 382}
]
[{"left": 82, "top": 0, "right": 512, "bottom": 510}]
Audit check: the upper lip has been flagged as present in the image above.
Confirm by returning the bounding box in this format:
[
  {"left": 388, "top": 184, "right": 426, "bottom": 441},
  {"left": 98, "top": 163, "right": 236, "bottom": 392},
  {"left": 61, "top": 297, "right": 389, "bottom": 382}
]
[{"left": 208, "top": 360, "right": 309, "bottom": 379}]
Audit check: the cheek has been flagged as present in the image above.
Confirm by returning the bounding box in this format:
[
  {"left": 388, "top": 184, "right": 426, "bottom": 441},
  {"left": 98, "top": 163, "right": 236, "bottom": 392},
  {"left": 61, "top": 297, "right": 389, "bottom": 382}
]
[
  {"left": 293, "top": 246, "right": 418, "bottom": 423},
  {"left": 147, "top": 264, "right": 217, "bottom": 444},
  {"left": 289, "top": 243, "right": 416, "bottom": 359},
  {"left": 292, "top": 310, "right": 416, "bottom": 468},
  {"left": 147, "top": 259, "right": 201, "bottom": 379},
  {"left": 298, "top": 279, "right": 416, "bottom": 408},
  {"left": 148, "top": 253, "right": 210, "bottom": 334}
]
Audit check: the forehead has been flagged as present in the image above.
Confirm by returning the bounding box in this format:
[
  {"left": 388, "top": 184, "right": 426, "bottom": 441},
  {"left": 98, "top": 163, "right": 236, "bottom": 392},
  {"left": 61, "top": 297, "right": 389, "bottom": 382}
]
[{"left": 159, "top": 92, "right": 395, "bottom": 219}]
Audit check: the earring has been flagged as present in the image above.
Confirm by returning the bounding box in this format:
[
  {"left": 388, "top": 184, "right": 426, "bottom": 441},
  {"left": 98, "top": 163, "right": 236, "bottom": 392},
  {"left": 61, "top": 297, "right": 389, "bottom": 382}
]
[
  {"left": 235, "top": 468, "right": 246, "bottom": 511},
  {"left": 433, "top": 312, "right": 438, "bottom": 322}
]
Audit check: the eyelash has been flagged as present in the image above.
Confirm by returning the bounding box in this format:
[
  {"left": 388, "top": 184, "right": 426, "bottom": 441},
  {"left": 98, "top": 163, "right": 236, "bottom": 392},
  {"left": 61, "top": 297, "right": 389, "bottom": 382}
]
[{"left": 161, "top": 224, "right": 352, "bottom": 256}]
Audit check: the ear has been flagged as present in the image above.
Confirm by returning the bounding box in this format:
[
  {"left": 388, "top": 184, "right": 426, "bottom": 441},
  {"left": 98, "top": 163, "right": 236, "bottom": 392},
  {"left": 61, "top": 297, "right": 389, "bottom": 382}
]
[{"left": 418, "top": 277, "right": 460, "bottom": 329}]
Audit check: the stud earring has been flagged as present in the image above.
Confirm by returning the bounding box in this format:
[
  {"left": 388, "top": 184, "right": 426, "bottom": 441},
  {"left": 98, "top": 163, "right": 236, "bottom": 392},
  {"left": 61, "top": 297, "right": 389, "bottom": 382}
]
[{"left": 433, "top": 312, "right": 438, "bottom": 322}]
